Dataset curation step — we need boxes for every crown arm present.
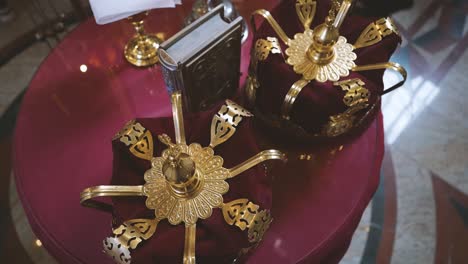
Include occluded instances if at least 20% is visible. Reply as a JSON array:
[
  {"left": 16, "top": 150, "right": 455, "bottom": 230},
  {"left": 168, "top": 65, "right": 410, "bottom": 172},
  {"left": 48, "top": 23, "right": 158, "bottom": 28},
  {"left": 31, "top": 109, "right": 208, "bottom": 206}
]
[
  {"left": 228, "top": 150, "right": 287, "bottom": 178},
  {"left": 353, "top": 62, "right": 407, "bottom": 95}
]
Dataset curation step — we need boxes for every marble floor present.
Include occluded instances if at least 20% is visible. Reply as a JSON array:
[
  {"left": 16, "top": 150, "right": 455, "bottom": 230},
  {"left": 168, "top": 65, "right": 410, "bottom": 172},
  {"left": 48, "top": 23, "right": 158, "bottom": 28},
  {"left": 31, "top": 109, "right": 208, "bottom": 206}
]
[
  {"left": 0, "top": 0, "right": 73, "bottom": 48},
  {"left": 342, "top": 0, "right": 468, "bottom": 263},
  {"left": 0, "top": 0, "right": 467, "bottom": 263}
]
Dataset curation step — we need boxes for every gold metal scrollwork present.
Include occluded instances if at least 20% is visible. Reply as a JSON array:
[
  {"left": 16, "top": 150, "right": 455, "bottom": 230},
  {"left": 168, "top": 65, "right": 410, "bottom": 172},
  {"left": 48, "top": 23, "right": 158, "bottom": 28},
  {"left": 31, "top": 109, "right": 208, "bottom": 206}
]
[
  {"left": 103, "top": 237, "right": 132, "bottom": 264},
  {"left": 115, "top": 120, "right": 145, "bottom": 146},
  {"left": 354, "top": 17, "right": 400, "bottom": 49},
  {"left": 222, "top": 199, "right": 258, "bottom": 230},
  {"left": 112, "top": 120, "right": 137, "bottom": 141},
  {"left": 296, "top": 0, "right": 317, "bottom": 30},
  {"left": 322, "top": 78, "right": 370, "bottom": 137},
  {"left": 245, "top": 74, "right": 260, "bottom": 105},
  {"left": 113, "top": 219, "right": 159, "bottom": 249},
  {"left": 254, "top": 37, "right": 282, "bottom": 63},
  {"left": 248, "top": 209, "right": 272, "bottom": 243},
  {"left": 221, "top": 199, "right": 273, "bottom": 243},
  {"left": 103, "top": 219, "right": 158, "bottom": 264},
  {"left": 129, "top": 130, "right": 154, "bottom": 161},
  {"left": 337, "top": 78, "right": 369, "bottom": 110},
  {"left": 210, "top": 100, "right": 253, "bottom": 148},
  {"left": 322, "top": 113, "right": 356, "bottom": 137},
  {"left": 246, "top": 37, "right": 282, "bottom": 105},
  {"left": 113, "top": 120, "right": 154, "bottom": 161}
]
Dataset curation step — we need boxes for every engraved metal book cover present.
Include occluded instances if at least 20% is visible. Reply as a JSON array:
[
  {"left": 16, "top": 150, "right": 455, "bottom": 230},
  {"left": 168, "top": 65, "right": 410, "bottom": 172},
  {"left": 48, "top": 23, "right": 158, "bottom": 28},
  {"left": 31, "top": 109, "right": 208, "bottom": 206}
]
[{"left": 159, "top": 5, "right": 243, "bottom": 112}]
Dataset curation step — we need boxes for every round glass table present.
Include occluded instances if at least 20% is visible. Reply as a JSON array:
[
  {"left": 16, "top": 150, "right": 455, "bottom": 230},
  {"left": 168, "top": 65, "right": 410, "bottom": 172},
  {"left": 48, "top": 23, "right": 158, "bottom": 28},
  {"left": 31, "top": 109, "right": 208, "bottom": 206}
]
[{"left": 13, "top": 2, "right": 383, "bottom": 263}]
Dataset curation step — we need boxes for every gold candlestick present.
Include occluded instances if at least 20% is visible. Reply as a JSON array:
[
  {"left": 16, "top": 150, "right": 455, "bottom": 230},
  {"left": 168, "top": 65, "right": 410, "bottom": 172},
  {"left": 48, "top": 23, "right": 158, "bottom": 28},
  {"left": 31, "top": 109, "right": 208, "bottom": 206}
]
[{"left": 124, "top": 11, "right": 162, "bottom": 67}]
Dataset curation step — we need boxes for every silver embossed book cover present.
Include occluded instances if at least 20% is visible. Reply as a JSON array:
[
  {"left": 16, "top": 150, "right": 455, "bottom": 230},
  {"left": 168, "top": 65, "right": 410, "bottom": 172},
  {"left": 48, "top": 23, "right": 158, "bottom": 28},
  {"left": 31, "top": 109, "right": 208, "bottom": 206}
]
[{"left": 159, "top": 5, "right": 243, "bottom": 112}]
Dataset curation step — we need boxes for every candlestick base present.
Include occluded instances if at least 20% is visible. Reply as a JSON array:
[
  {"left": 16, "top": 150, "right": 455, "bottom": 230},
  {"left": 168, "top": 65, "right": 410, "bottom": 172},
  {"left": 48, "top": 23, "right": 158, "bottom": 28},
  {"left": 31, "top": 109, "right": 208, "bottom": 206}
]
[{"left": 124, "top": 34, "right": 161, "bottom": 67}]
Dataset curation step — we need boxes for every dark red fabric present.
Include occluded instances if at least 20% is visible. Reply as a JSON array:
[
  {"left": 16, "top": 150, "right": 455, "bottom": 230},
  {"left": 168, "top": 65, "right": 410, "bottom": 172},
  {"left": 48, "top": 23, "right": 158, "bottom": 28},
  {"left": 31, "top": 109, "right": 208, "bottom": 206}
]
[
  {"left": 355, "top": 0, "right": 414, "bottom": 17},
  {"left": 254, "top": 0, "right": 400, "bottom": 139},
  {"left": 111, "top": 107, "right": 276, "bottom": 264}
]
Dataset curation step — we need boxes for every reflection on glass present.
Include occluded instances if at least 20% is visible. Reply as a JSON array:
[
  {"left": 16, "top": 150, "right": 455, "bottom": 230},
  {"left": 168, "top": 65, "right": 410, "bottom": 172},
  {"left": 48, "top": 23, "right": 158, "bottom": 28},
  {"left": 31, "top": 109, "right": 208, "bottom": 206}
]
[
  {"left": 35, "top": 239, "right": 42, "bottom": 247},
  {"left": 80, "top": 64, "right": 88, "bottom": 73}
]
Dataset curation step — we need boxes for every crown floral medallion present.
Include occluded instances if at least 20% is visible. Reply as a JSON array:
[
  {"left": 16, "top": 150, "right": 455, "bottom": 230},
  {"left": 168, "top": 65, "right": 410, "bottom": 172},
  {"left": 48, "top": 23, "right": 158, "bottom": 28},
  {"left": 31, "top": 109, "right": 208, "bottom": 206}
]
[
  {"left": 144, "top": 136, "right": 230, "bottom": 225},
  {"left": 286, "top": 30, "right": 356, "bottom": 82}
]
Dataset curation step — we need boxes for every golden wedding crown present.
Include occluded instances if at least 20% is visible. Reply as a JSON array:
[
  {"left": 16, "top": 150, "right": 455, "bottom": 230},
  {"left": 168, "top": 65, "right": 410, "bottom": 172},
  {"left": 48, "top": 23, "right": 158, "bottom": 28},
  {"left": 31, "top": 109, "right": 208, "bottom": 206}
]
[
  {"left": 80, "top": 92, "right": 286, "bottom": 264},
  {"left": 246, "top": 0, "right": 408, "bottom": 138}
]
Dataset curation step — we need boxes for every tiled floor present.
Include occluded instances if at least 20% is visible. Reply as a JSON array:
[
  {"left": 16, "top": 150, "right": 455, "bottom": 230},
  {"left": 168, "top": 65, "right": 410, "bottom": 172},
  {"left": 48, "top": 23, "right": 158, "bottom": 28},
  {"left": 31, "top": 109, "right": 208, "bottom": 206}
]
[
  {"left": 0, "top": 0, "right": 72, "bottom": 48},
  {"left": 342, "top": 0, "right": 468, "bottom": 263},
  {"left": 0, "top": 42, "right": 50, "bottom": 114},
  {"left": 9, "top": 176, "right": 57, "bottom": 264},
  {"left": 0, "top": 1, "right": 77, "bottom": 262},
  {"left": 0, "top": 0, "right": 467, "bottom": 263}
]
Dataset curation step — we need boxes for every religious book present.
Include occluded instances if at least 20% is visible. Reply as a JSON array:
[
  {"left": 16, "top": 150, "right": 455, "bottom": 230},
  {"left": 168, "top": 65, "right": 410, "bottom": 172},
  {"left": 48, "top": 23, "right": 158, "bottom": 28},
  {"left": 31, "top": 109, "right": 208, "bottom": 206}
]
[{"left": 159, "top": 4, "right": 243, "bottom": 112}]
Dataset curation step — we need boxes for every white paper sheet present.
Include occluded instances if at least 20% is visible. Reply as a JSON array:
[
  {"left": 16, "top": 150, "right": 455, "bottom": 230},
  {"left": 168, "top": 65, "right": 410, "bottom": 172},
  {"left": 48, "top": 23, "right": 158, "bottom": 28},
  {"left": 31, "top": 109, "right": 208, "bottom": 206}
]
[{"left": 90, "top": 0, "right": 182, "bottom": 25}]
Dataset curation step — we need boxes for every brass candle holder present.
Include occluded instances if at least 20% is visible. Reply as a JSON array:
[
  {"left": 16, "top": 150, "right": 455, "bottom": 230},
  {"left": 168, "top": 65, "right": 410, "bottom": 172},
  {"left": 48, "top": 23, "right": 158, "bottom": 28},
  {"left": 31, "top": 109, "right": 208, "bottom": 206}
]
[{"left": 124, "top": 11, "right": 162, "bottom": 67}]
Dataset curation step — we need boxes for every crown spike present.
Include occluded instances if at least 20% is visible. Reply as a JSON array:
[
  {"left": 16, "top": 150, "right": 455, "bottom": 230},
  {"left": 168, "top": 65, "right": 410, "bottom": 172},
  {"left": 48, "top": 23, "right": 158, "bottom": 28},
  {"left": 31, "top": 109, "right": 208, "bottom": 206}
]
[{"left": 306, "top": 0, "right": 353, "bottom": 65}]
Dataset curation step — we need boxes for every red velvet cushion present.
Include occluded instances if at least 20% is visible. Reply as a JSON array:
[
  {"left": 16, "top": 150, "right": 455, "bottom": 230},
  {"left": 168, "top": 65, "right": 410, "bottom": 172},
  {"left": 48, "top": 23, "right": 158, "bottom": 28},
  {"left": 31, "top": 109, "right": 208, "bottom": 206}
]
[
  {"left": 110, "top": 107, "right": 275, "bottom": 263},
  {"left": 253, "top": 0, "right": 400, "bottom": 141}
]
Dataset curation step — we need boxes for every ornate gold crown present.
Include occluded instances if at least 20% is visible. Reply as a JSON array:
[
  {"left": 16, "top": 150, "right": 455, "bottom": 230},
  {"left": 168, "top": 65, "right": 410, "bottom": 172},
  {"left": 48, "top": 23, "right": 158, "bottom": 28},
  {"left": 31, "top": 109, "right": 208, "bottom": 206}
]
[
  {"left": 246, "top": 0, "right": 407, "bottom": 138},
  {"left": 80, "top": 93, "right": 286, "bottom": 264}
]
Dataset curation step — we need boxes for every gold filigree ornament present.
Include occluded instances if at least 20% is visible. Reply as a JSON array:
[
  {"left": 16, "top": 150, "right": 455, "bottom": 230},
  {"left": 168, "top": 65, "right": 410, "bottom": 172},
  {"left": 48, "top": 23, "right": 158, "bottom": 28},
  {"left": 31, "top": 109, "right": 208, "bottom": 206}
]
[
  {"left": 353, "top": 17, "right": 400, "bottom": 49},
  {"left": 321, "top": 78, "right": 370, "bottom": 136},
  {"left": 210, "top": 100, "right": 253, "bottom": 148},
  {"left": 249, "top": 0, "right": 407, "bottom": 136},
  {"left": 80, "top": 92, "right": 286, "bottom": 264},
  {"left": 246, "top": 37, "right": 282, "bottom": 105},
  {"left": 221, "top": 199, "right": 273, "bottom": 243},
  {"left": 254, "top": 37, "right": 282, "bottom": 63},
  {"left": 113, "top": 120, "right": 154, "bottom": 161},
  {"left": 103, "top": 219, "right": 159, "bottom": 264}
]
